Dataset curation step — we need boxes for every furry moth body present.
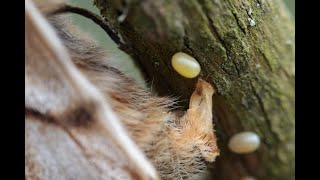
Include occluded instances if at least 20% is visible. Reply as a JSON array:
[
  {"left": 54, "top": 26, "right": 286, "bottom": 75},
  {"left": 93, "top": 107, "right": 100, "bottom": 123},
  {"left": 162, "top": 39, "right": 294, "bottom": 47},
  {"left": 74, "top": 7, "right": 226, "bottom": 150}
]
[{"left": 25, "top": 0, "right": 219, "bottom": 179}]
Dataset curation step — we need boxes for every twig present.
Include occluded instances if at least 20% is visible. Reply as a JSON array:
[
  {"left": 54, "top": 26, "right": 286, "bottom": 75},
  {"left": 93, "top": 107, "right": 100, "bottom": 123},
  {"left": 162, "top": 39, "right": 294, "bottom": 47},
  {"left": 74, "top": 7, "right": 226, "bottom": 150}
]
[{"left": 49, "top": 4, "right": 130, "bottom": 52}]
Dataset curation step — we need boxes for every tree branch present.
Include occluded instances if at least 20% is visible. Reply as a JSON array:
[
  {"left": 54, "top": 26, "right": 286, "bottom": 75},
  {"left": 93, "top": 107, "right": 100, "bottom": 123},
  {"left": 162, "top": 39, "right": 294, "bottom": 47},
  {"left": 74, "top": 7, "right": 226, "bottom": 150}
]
[{"left": 93, "top": 0, "right": 295, "bottom": 179}]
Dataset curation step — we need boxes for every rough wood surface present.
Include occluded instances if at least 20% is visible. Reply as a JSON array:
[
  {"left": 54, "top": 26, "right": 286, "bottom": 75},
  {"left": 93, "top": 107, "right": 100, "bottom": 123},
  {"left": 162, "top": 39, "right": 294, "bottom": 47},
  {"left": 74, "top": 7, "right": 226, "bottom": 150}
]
[{"left": 93, "top": 0, "right": 295, "bottom": 179}]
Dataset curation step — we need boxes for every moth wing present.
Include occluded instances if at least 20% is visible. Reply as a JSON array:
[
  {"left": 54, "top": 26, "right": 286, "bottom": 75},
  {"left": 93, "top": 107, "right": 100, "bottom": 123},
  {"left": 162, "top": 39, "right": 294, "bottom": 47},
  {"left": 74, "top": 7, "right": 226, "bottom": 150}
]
[{"left": 25, "top": 0, "right": 158, "bottom": 179}]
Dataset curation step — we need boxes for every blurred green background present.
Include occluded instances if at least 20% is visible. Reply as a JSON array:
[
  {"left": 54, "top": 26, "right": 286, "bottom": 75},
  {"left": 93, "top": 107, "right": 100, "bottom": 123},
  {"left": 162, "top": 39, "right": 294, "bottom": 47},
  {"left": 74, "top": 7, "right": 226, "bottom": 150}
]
[
  {"left": 69, "top": 0, "right": 294, "bottom": 86},
  {"left": 69, "top": 0, "right": 147, "bottom": 86}
]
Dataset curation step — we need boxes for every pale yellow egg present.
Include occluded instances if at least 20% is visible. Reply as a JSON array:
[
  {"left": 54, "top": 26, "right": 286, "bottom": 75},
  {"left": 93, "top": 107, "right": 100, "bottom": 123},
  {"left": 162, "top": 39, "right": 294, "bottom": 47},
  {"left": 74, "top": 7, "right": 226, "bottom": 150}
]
[
  {"left": 171, "top": 52, "right": 201, "bottom": 78},
  {"left": 228, "top": 131, "right": 260, "bottom": 154}
]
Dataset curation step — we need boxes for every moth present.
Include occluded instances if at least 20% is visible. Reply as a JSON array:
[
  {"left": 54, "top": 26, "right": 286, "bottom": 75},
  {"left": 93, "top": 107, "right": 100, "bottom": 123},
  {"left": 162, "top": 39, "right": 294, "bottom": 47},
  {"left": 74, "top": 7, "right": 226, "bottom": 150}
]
[{"left": 25, "top": 0, "right": 219, "bottom": 179}]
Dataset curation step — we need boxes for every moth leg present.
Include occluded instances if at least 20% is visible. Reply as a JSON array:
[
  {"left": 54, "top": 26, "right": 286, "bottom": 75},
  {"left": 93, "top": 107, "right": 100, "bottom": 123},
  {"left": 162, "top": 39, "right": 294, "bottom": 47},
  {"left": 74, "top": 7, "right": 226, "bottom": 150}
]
[{"left": 179, "top": 79, "right": 219, "bottom": 162}]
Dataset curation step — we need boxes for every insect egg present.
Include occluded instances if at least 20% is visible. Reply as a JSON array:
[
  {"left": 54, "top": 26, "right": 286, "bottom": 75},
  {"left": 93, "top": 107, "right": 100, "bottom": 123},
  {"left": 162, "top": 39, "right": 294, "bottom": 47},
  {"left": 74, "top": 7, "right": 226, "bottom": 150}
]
[
  {"left": 228, "top": 131, "right": 260, "bottom": 154},
  {"left": 171, "top": 52, "right": 201, "bottom": 78}
]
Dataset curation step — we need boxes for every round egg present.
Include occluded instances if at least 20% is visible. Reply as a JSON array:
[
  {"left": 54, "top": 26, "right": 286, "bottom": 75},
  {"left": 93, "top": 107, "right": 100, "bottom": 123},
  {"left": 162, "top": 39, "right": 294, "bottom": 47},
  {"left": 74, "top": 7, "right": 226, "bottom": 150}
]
[
  {"left": 171, "top": 52, "right": 201, "bottom": 78},
  {"left": 228, "top": 131, "right": 260, "bottom": 154}
]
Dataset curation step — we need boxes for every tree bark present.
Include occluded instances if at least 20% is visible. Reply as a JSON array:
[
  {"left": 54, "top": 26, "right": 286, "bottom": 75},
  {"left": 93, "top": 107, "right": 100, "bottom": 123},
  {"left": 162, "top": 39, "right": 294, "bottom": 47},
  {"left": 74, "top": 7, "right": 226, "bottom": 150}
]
[{"left": 93, "top": 0, "right": 295, "bottom": 179}]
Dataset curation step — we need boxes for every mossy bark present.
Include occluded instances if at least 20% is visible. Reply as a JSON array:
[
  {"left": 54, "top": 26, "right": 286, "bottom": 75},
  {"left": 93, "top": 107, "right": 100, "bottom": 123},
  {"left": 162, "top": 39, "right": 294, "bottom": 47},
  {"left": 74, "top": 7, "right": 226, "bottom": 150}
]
[{"left": 93, "top": 0, "right": 295, "bottom": 179}]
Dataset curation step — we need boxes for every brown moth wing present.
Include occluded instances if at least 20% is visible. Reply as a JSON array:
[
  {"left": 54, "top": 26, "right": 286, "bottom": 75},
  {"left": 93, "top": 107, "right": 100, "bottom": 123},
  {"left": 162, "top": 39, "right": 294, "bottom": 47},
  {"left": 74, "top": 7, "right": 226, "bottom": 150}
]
[{"left": 25, "top": 0, "right": 159, "bottom": 179}]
